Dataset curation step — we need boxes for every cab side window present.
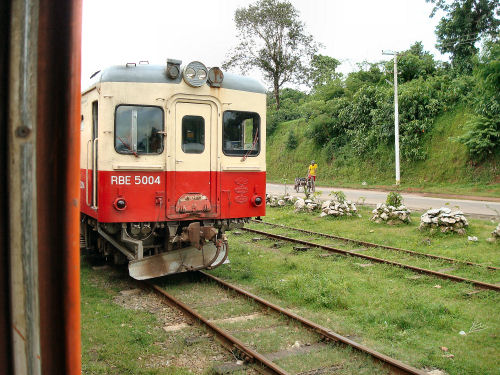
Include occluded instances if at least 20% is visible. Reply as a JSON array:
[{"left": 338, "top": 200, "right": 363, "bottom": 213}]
[
  {"left": 115, "top": 105, "right": 164, "bottom": 155},
  {"left": 222, "top": 111, "right": 260, "bottom": 156}
]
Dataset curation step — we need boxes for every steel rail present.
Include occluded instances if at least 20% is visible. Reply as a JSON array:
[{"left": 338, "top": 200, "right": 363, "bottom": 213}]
[
  {"left": 243, "top": 228, "right": 500, "bottom": 292},
  {"left": 146, "top": 282, "right": 290, "bottom": 375},
  {"left": 251, "top": 220, "right": 499, "bottom": 271},
  {"left": 201, "top": 272, "right": 427, "bottom": 375}
]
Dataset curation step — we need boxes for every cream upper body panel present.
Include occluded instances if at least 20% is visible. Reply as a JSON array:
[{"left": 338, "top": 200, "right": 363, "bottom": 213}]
[{"left": 80, "top": 78, "right": 266, "bottom": 173}]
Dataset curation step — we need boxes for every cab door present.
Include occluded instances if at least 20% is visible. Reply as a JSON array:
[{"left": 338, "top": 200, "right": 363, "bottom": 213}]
[{"left": 167, "top": 101, "right": 217, "bottom": 218}]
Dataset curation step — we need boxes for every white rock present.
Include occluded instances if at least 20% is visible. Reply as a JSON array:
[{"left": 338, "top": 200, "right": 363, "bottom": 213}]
[
  {"left": 294, "top": 199, "right": 305, "bottom": 209},
  {"left": 467, "top": 236, "right": 478, "bottom": 242},
  {"left": 291, "top": 341, "right": 301, "bottom": 348},
  {"left": 427, "top": 370, "right": 447, "bottom": 375},
  {"left": 492, "top": 223, "right": 500, "bottom": 238}
]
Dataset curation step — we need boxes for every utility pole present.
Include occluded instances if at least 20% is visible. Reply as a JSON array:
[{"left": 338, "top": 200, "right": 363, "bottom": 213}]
[{"left": 382, "top": 50, "right": 400, "bottom": 185}]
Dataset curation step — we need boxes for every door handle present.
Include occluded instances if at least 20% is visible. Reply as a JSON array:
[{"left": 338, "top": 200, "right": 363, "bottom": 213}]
[{"left": 175, "top": 159, "right": 183, "bottom": 164}]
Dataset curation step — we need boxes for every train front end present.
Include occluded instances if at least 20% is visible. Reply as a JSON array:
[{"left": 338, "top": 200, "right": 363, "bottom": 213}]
[{"left": 80, "top": 60, "right": 266, "bottom": 279}]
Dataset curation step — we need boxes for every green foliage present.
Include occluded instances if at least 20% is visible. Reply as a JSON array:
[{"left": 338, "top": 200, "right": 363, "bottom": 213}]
[
  {"left": 303, "top": 73, "right": 471, "bottom": 162},
  {"left": 312, "top": 79, "right": 345, "bottom": 101},
  {"left": 266, "top": 105, "right": 499, "bottom": 195},
  {"left": 329, "top": 190, "right": 346, "bottom": 203},
  {"left": 386, "top": 191, "right": 403, "bottom": 207},
  {"left": 286, "top": 131, "right": 298, "bottom": 150},
  {"left": 459, "top": 116, "right": 500, "bottom": 159},
  {"left": 223, "top": 0, "right": 318, "bottom": 109},
  {"left": 384, "top": 42, "right": 437, "bottom": 83},
  {"left": 309, "top": 54, "right": 341, "bottom": 89},
  {"left": 427, "top": 0, "right": 500, "bottom": 72},
  {"left": 267, "top": 88, "right": 307, "bottom": 135},
  {"left": 458, "top": 40, "right": 500, "bottom": 160},
  {"left": 344, "top": 62, "right": 384, "bottom": 94},
  {"left": 265, "top": 37, "right": 499, "bottom": 189}
]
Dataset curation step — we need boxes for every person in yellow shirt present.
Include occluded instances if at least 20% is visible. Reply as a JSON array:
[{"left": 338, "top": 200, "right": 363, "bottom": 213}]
[
  {"left": 307, "top": 160, "right": 318, "bottom": 191},
  {"left": 308, "top": 160, "right": 318, "bottom": 180}
]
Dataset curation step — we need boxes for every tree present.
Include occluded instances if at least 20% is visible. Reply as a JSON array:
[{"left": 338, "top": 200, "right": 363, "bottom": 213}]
[
  {"left": 384, "top": 42, "right": 437, "bottom": 83},
  {"left": 427, "top": 0, "right": 500, "bottom": 72},
  {"left": 458, "top": 40, "right": 500, "bottom": 159},
  {"left": 223, "top": 0, "right": 318, "bottom": 109},
  {"left": 309, "top": 54, "right": 341, "bottom": 89}
]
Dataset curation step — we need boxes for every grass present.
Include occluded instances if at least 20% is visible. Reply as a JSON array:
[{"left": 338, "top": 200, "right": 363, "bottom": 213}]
[
  {"left": 250, "top": 206, "right": 499, "bottom": 284},
  {"left": 81, "top": 205, "right": 499, "bottom": 374},
  {"left": 261, "top": 205, "right": 499, "bottom": 267},
  {"left": 158, "top": 273, "right": 389, "bottom": 374},
  {"left": 81, "top": 260, "right": 228, "bottom": 375},
  {"left": 266, "top": 107, "right": 500, "bottom": 197},
  {"left": 208, "top": 206, "right": 500, "bottom": 375}
]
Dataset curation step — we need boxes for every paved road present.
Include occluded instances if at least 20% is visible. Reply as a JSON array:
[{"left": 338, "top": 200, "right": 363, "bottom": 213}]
[{"left": 267, "top": 183, "right": 500, "bottom": 219}]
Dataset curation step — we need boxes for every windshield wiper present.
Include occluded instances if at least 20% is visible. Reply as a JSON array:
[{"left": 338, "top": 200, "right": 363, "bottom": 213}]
[{"left": 118, "top": 136, "right": 139, "bottom": 158}]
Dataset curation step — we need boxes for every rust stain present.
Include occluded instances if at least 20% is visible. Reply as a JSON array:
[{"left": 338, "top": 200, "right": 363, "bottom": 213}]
[{"left": 13, "top": 324, "right": 26, "bottom": 341}]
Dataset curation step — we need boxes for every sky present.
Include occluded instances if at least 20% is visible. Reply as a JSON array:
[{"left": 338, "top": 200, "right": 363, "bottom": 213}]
[{"left": 81, "top": 0, "right": 445, "bottom": 89}]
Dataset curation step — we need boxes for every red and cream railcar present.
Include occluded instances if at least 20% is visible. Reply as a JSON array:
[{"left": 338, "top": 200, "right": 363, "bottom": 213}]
[{"left": 80, "top": 60, "right": 266, "bottom": 279}]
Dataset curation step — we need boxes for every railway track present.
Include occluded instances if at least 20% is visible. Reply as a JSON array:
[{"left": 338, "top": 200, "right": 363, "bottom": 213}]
[
  {"left": 251, "top": 220, "right": 499, "bottom": 271},
  {"left": 144, "top": 271, "right": 427, "bottom": 375},
  {"left": 242, "top": 227, "right": 500, "bottom": 292}
]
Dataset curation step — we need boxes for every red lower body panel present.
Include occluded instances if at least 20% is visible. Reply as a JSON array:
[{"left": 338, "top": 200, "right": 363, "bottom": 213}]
[{"left": 79, "top": 169, "right": 266, "bottom": 222}]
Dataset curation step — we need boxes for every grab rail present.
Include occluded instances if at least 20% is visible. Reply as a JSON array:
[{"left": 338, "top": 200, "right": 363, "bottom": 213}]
[
  {"left": 85, "top": 139, "right": 91, "bottom": 206},
  {"left": 92, "top": 138, "right": 98, "bottom": 209}
]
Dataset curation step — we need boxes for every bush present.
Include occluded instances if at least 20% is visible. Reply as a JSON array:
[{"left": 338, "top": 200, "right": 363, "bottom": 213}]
[
  {"left": 458, "top": 41, "right": 500, "bottom": 160},
  {"left": 286, "top": 131, "right": 298, "bottom": 150},
  {"left": 458, "top": 116, "right": 500, "bottom": 160},
  {"left": 330, "top": 190, "right": 346, "bottom": 203},
  {"left": 386, "top": 191, "right": 403, "bottom": 207}
]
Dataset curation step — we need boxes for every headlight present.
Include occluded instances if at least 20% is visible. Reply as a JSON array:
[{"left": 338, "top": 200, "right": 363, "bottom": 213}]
[
  {"left": 252, "top": 195, "right": 263, "bottom": 207},
  {"left": 185, "top": 67, "right": 196, "bottom": 79},
  {"left": 183, "top": 61, "right": 208, "bottom": 87},
  {"left": 113, "top": 198, "right": 127, "bottom": 210},
  {"left": 197, "top": 69, "right": 207, "bottom": 80},
  {"left": 207, "top": 67, "right": 224, "bottom": 87}
]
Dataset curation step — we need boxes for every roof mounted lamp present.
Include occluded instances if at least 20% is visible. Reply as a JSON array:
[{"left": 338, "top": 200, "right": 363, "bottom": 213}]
[
  {"left": 207, "top": 67, "right": 224, "bottom": 87},
  {"left": 166, "top": 58, "right": 182, "bottom": 80},
  {"left": 183, "top": 61, "right": 208, "bottom": 87}
]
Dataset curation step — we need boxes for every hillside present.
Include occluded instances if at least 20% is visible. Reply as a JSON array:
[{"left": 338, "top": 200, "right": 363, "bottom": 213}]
[{"left": 266, "top": 106, "right": 500, "bottom": 197}]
